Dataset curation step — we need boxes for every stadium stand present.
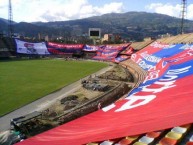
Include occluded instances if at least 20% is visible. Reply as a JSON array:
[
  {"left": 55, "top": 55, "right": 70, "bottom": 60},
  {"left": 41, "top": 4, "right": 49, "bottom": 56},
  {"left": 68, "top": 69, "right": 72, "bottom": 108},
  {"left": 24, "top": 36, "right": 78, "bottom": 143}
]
[
  {"left": 0, "top": 38, "right": 7, "bottom": 48},
  {"left": 130, "top": 40, "right": 154, "bottom": 51},
  {"left": 173, "top": 33, "right": 190, "bottom": 44},
  {"left": 85, "top": 124, "right": 193, "bottom": 145},
  {"left": 157, "top": 34, "right": 179, "bottom": 44},
  {"left": 157, "top": 33, "right": 193, "bottom": 44},
  {"left": 3, "top": 37, "right": 16, "bottom": 51},
  {"left": 183, "top": 33, "right": 193, "bottom": 44},
  {"left": 164, "top": 35, "right": 183, "bottom": 44},
  {"left": 84, "top": 38, "right": 193, "bottom": 145},
  {"left": 0, "top": 38, "right": 12, "bottom": 58},
  {"left": 120, "top": 59, "right": 148, "bottom": 88},
  {"left": 3, "top": 33, "right": 193, "bottom": 145},
  {"left": 129, "top": 42, "right": 142, "bottom": 50},
  {"left": 0, "top": 37, "right": 16, "bottom": 58}
]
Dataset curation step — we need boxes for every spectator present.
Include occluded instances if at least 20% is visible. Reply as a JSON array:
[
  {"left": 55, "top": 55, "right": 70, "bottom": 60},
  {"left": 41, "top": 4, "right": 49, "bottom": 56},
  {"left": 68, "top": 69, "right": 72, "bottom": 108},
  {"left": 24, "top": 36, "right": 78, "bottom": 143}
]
[{"left": 98, "top": 102, "right": 101, "bottom": 110}]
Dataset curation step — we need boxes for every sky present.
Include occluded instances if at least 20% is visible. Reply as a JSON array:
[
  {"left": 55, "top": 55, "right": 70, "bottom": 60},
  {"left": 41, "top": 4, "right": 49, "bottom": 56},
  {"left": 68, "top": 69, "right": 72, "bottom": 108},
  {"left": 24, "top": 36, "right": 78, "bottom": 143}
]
[{"left": 0, "top": 0, "right": 193, "bottom": 22}]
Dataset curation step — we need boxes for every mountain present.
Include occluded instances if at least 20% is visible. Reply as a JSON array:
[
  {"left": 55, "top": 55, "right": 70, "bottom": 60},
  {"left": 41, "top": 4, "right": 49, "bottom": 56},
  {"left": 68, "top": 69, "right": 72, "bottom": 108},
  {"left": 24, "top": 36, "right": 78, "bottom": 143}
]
[
  {"left": 1, "top": 12, "right": 193, "bottom": 41},
  {"left": 0, "top": 18, "right": 9, "bottom": 34},
  {"left": 0, "top": 18, "right": 18, "bottom": 35},
  {"left": 0, "top": 18, "right": 10, "bottom": 24}
]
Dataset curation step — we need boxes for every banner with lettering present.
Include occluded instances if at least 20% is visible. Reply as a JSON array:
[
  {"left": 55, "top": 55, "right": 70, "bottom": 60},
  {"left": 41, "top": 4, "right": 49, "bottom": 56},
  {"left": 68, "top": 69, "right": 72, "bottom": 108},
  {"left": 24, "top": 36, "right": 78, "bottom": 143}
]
[
  {"left": 131, "top": 41, "right": 171, "bottom": 70},
  {"left": 114, "top": 55, "right": 130, "bottom": 63},
  {"left": 83, "top": 45, "right": 101, "bottom": 52},
  {"left": 93, "top": 44, "right": 130, "bottom": 61},
  {"left": 121, "top": 46, "right": 134, "bottom": 55},
  {"left": 17, "top": 43, "right": 193, "bottom": 145},
  {"left": 15, "top": 39, "right": 49, "bottom": 55},
  {"left": 47, "top": 42, "right": 84, "bottom": 54}
]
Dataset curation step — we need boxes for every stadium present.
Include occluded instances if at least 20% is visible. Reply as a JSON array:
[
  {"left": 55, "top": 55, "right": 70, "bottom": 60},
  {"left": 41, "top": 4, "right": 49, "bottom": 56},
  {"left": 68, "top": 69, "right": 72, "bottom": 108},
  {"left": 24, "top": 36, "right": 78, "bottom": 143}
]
[{"left": 0, "top": 0, "right": 193, "bottom": 145}]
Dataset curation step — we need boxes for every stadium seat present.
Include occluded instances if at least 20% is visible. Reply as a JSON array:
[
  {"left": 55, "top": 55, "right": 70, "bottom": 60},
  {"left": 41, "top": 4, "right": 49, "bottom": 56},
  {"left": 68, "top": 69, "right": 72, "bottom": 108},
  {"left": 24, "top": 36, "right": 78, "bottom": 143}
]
[
  {"left": 109, "top": 137, "right": 123, "bottom": 143},
  {"left": 125, "top": 135, "right": 140, "bottom": 141},
  {"left": 114, "top": 135, "right": 140, "bottom": 145},
  {"left": 138, "top": 136, "right": 154, "bottom": 144},
  {"left": 165, "top": 131, "right": 182, "bottom": 140},
  {"left": 146, "top": 131, "right": 161, "bottom": 138},
  {"left": 171, "top": 126, "right": 187, "bottom": 134},
  {"left": 133, "top": 142, "right": 147, "bottom": 145},
  {"left": 159, "top": 137, "right": 177, "bottom": 145},
  {"left": 87, "top": 143, "right": 99, "bottom": 145},
  {"left": 100, "top": 140, "right": 113, "bottom": 145},
  {"left": 117, "top": 138, "right": 133, "bottom": 145}
]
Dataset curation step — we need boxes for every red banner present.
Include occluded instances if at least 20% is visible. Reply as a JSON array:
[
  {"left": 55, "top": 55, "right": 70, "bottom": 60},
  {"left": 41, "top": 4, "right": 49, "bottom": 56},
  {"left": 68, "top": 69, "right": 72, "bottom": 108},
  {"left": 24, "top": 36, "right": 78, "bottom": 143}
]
[{"left": 17, "top": 43, "right": 193, "bottom": 145}]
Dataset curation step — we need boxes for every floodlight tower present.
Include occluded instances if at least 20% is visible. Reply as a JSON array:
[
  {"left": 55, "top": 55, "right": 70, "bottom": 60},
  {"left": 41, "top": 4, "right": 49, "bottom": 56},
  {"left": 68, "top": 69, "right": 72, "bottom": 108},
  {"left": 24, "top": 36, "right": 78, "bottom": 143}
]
[
  {"left": 8, "top": 0, "right": 14, "bottom": 37},
  {"left": 180, "top": 0, "right": 187, "bottom": 34}
]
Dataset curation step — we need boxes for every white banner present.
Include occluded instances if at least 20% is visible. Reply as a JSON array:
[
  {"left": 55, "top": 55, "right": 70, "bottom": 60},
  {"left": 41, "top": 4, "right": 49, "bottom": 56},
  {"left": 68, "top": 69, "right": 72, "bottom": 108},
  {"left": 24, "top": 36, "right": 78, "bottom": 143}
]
[{"left": 15, "top": 39, "right": 50, "bottom": 55}]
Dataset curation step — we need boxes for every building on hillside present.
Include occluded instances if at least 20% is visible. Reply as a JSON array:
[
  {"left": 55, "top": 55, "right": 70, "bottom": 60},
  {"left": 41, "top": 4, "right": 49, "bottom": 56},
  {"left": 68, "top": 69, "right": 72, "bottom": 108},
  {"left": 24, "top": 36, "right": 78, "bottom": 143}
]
[
  {"left": 143, "top": 37, "right": 156, "bottom": 41},
  {"left": 158, "top": 33, "right": 172, "bottom": 39},
  {"left": 45, "top": 35, "right": 49, "bottom": 42},
  {"left": 38, "top": 33, "right": 41, "bottom": 40},
  {"left": 102, "top": 34, "right": 121, "bottom": 44}
]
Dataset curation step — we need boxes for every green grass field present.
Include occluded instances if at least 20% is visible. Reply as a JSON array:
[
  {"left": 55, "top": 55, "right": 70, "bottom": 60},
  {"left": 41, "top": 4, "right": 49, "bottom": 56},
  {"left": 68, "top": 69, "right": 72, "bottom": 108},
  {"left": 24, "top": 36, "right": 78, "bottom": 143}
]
[{"left": 0, "top": 59, "right": 107, "bottom": 116}]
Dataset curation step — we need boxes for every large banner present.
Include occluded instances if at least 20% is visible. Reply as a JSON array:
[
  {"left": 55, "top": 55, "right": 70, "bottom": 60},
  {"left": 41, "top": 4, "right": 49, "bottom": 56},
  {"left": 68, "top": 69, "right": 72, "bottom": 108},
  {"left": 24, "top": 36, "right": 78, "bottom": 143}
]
[
  {"left": 17, "top": 43, "right": 193, "bottom": 145},
  {"left": 121, "top": 46, "right": 134, "bottom": 55},
  {"left": 131, "top": 42, "right": 185, "bottom": 71},
  {"left": 114, "top": 55, "right": 130, "bottom": 63},
  {"left": 83, "top": 45, "right": 101, "bottom": 52},
  {"left": 15, "top": 39, "right": 49, "bottom": 55},
  {"left": 47, "top": 42, "right": 84, "bottom": 54},
  {"left": 93, "top": 44, "right": 130, "bottom": 61}
]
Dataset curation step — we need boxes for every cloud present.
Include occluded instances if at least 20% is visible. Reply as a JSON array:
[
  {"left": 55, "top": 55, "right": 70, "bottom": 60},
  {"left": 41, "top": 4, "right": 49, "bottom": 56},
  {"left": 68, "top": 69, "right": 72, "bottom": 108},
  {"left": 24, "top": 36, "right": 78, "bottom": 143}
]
[
  {"left": 0, "top": 0, "right": 124, "bottom": 22},
  {"left": 146, "top": 3, "right": 181, "bottom": 17},
  {"left": 94, "top": 2, "right": 124, "bottom": 14},
  {"left": 0, "top": 0, "right": 8, "bottom": 18},
  {"left": 146, "top": 3, "right": 193, "bottom": 20},
  {"left": 39, "top": 1, "right": 124, "bottom": 22},
  {"left": 187, "top": 4, "right": 193, "bottom": 20}
]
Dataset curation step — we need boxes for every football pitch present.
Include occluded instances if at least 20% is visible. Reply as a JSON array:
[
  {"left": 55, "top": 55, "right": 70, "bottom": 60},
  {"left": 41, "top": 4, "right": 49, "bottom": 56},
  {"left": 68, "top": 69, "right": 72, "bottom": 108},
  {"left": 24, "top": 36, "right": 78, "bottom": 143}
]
[{"left": 0, "top": 59, "right": 107, "bottom": 116}]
